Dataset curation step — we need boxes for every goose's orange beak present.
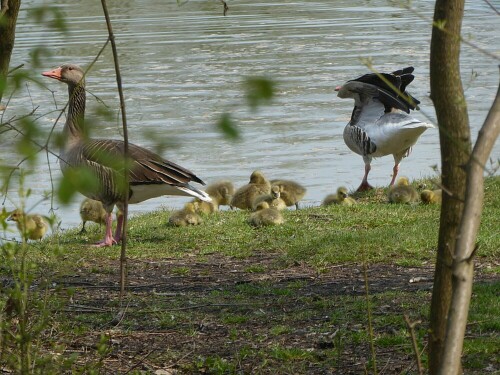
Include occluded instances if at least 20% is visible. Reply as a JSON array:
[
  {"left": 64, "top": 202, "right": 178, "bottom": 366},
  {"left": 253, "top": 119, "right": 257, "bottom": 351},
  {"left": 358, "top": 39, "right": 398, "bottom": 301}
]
[{"left": 42, "top": 67, "right": 62, "bottom": 80}]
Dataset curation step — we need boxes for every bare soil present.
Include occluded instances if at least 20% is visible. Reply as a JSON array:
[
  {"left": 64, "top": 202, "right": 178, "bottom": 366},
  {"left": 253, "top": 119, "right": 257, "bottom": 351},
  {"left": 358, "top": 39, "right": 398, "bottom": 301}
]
[{"left": 39, "top": 252, "right": 498, "bottom": 375}]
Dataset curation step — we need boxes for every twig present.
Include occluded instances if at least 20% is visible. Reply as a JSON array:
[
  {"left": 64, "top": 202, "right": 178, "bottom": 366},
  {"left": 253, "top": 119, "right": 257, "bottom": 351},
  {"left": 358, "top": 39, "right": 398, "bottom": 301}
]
[
  {"left": 404, "top": 315, "right": 424, "bottom": 375},
  {"left": 361, "top": 240, "right": 378, "bottom": 375},
  {"left": 100, "top": 0, "right": 130, "bottom": 299},
  {"left": 219, "top": 0, "right": 228, "bottom": 16},
  {"left": 124, "top": 349, "right": 155, "bottom": 374}
]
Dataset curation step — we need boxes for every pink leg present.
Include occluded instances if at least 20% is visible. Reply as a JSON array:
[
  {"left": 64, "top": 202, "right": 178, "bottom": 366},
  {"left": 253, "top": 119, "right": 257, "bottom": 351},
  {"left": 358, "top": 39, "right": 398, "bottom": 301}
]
[
  {"left": 357, "top": 163, "right": 374, "bottom": 192},
  {"left": 93, "top": 212, "right": 117, "bottom": 247},
  {"left": 113, "top": 210, "right": 124, "bottom": 243},
  {"left": 389, "top": 163, "right": 400, "bottom": 186}
]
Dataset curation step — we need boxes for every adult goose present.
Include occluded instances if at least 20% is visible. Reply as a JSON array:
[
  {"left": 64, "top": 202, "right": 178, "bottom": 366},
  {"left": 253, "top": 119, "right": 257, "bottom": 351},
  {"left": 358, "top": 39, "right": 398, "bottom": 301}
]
[
  {"left": 42, "top": 64, "right": 211, "bottom": 246},
  {"left": 336, "top": 67, "right": 433, "bottom": 192}
]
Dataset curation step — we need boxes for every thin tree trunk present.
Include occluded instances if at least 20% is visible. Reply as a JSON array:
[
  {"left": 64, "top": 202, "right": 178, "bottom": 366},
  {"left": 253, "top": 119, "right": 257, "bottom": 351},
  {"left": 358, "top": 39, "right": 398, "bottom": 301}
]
[
  {"left": 0, "top": 0, "right": 21, "bottom": 104},
  {"left": 428, "top": 0, "right": 471, "bottom": 373},
  {"left": 438, "top": 75, "right": 500, "bottom": 375}
]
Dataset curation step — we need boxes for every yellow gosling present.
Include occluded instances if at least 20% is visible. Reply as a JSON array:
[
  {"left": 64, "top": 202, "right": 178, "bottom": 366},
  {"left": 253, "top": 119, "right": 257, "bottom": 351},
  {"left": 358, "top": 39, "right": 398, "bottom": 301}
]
[
  {"left": 191, "top": 199, "right": 218, "bottom": 215},
  {"left": 270, "top": 179, "right": 306, "bottom": 209},
  {"left": 322, "top": 186, "right": 356, "bottom": 206},
  {"left": 421, "top": 189, "right": 442, "bottom": 204},
  {"left": 388, "top": 177, "right": 419, "bottom": 204},
  {"left": 248, "top": 202, "right": 284, "bottom": 227},
  {"left": 205, "top": 180, "right": 235, "bottom": 207},
  {"left": 252, "top": 185, "right": 287, "bottom": 211},
  {"left": 8, "top": 209, "right": 48, "bottom": 241},
  {"left": 79, "top": 198, "right": 107, "bottom": 233},
  {"left": 230, "top": 170, "right": 271, "bottom": 210},
  {"left": 168, "top": 202, "right": 203, "bottom": 227}
]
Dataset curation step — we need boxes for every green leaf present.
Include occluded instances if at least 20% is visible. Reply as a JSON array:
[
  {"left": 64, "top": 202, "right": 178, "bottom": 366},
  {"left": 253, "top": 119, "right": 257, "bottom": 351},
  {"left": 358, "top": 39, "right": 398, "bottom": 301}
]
[
  {"left": 245, "top": 77, "right": 274, "bottom": 110},
  {"left": 216, "top": 113, "right": 240, "bottom": 140},
  {"left": 57, "top": 168, "right": 100, "bottom": 204}
]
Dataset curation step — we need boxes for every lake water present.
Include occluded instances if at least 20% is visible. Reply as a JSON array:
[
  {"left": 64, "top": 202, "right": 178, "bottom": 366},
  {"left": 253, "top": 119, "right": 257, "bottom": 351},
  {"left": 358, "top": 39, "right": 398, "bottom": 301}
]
[{"left": 2, "top": 0, "right": 499, "bottom": 231}]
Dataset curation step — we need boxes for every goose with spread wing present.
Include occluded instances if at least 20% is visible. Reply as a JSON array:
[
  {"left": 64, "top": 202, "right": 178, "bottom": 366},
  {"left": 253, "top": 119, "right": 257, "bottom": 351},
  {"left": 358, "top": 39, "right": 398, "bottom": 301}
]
[
  {"left": 336, "top": 67, "right": 433, "bottom": 192},
  {"left": 42, "top": 64, "right": 211, "bottom": 246}
]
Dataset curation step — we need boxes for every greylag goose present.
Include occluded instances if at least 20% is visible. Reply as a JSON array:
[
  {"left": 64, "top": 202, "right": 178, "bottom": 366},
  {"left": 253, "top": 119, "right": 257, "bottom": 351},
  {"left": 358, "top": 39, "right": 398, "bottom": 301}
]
[
  {"left": 205, "top": 180, "right": 235, "bottom": 207},
  {"left": 270, "top": 179, "right": 306, "bottom": 209},
  {"left": 387, "top": 177, "right": 419, "bottom": 204},
  {"left": 8, "top": 209, "right": 48, "bottom": 241},
  {"left": 322, "top": 186, "right": 356, "bottom": 206},
  {"left": 252, "top": 185, "right": 287, "bottom": 211},
  {"left": 169, "top": 202, "right": 203, "bottom": 227},
  {"left": 248, "top": 201, "right": 284, "bottom": 227},
  {"left": 79, "top": 198, "right": 107, "bottom": 233},
  {"left": 230, "top": 170, "right": 271, "bottom": 210},
  {"left": 42, "top": 64, "right": 211, "bottom": 246},
  {"left": 336, "top": 67, "right": 433, "bottom": 191},
  {"left": 421, "top": 189, "right": 442, "bottom": 204}
]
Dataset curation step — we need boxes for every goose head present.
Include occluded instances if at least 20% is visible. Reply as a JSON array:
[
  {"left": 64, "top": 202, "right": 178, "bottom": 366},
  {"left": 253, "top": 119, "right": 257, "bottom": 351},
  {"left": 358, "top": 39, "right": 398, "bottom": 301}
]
[
  {"left": 7, "top": 209, "right": 24, "bottom": 222},
  {"left": 42, "top": 64, "right": 85, "bottom": 86},
  {"left": 337, "top": 186, "right": 349, "bottom": 199}
]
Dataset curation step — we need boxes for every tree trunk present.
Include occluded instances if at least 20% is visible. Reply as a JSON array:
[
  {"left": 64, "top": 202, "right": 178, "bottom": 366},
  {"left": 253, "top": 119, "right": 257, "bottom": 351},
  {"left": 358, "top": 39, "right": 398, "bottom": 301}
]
[
  {"left": 428, "top": 0, "right": 471, "bottom": 373},
  {"left": 438, "top": 76, "right": 500, "bottom": 375},
  {"left": 0, "top": 0, "right": 21, "bottom": 104}
]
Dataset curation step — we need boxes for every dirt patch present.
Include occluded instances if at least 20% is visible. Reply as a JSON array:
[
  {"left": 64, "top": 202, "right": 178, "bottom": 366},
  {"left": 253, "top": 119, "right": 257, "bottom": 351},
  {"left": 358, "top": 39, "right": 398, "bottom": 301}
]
[{"left": 37, "top": 254, "right": 499, "bottom": 374}]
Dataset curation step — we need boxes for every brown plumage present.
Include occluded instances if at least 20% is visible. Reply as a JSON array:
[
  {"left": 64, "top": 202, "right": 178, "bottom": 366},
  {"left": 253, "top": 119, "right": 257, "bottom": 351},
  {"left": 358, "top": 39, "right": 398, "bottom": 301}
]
[
  {"left": 388, "top": 177, "right": 418, "bottom": 204},
  {"left": 270, "top": 179, "right": 306, "bottom": 209},
  {"left": 8, "top": 209, "right": 48, "bottom": 241},
  {"left": 230, "top": 171, "right": 271, "bottom": 210},
  {"left": 322, "top": 186, "right": 356, "bottom": 206},
  {"left": 421, "top": 189, "right": 442, "bottom": 204},
  {"left": 248, "top": 202, "right": 284, "bottom": 227},
  {"left": 42, "top": 64, "right": 210, "bottom": 246}
]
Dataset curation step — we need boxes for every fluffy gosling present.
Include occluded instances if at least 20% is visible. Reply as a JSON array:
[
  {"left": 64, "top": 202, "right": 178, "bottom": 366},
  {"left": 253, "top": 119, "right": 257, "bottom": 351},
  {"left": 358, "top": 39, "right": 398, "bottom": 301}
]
[
  {"left": 191, "top": 199, "right": 217, "bottom": 215},
  {"left": 8, "top": 209, "right": 48, "bottom": 241},
  {"left": 230, "top": 170, "right": 271, "bottom": 210},
  {"left": 388, "top": 177, "right": 419, "bottom": 204},
  {"left": 248, "top": 202, "right": 284, "bottom": 227},
  {"left": 421, "top": 189, "right": 442, "bottom": 204},
  {"left": 79, "top": 198, "right": 107, "bottom": 233},
  {"left": 322, "top": 186, "right": 356, "bottom": 206},
  {"left": 270, "top": 179, "right": 306, "bottom": 209},
  {"left": 252, "top": 185, "right": 287, "bottom": 211},
  {"left": 169, "top": 202, "right": 203, "bottom": 227},
  {"left": 205, "top": 180, "right": 235, "bottom": 207}
]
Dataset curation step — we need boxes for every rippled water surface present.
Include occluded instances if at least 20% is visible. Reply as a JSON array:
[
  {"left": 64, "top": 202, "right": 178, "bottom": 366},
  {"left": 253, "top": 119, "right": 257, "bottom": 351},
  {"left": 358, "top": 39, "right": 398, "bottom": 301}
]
[{"left": 2, "top": 0, "right": 499, "bottom": 230}]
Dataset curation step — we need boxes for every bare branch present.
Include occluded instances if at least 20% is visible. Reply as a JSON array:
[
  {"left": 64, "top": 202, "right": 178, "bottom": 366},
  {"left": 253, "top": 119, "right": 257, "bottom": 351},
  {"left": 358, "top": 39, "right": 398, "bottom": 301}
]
[
  {"left": 439, "top": 69, "right": 500, "bottom": 375},
  {"left": 404, "top": 315, "right": 424, "bottom": 375},
  {"left": 100, "top": 0, "right": 130, "bottom": 298}
]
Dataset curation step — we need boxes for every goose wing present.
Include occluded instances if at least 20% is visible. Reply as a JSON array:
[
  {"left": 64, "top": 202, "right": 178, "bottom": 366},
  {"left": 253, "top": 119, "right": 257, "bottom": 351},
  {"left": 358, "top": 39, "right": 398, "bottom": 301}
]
[
  {"left": 347, "top": 67, "right": 420, "bottom": 113},
  {"left": 81, "top": 139, "right": 205, "bottom": 186}
]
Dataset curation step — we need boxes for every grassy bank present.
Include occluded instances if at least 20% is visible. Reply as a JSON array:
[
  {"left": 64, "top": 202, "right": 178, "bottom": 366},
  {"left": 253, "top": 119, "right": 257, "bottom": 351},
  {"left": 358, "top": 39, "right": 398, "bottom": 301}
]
[{"left": 1, "top": 177, "right": 499, "bottom": 374}]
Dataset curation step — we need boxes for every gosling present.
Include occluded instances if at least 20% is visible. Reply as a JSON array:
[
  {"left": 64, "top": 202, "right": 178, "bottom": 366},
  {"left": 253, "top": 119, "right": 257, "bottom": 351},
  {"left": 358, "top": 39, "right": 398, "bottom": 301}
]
[
  {"left": 322, "top": 186, "right": 356, "bottom": 206},
  {"left": 248, "top": 202, "right": 284, "bottom": 227},
  {"left": 169, "top": 202, "right": 203, "bottom": 227},
  {"left": 270, "top": 179, "right": 306, "bottom": 209},
  {"left": 79, "top": 198, "right": 107, "bottom": 233},
  {"left": 205, "top": 180, "right": 235, "bottom": 207},
  {"left": 388, "top": 177, "right": 419, "bottom": 204},
  {"left": 421, "top": 189, "right": 442, "bottom": 204},
  {"left": 252, "top": 185, "right": 287, "bottom": 211},
  {"left": 8, "top": 209, "right": 48, "bottom": 241},
  {"left": 230, "top": 170, "right": 271, "bottom": 210}
]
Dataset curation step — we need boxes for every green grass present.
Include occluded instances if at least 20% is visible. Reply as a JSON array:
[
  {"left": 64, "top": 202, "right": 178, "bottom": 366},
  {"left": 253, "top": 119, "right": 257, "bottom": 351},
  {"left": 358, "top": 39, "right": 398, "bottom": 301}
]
[{"left": 1, "top": 177, "right": 499, "bottom": 374}]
